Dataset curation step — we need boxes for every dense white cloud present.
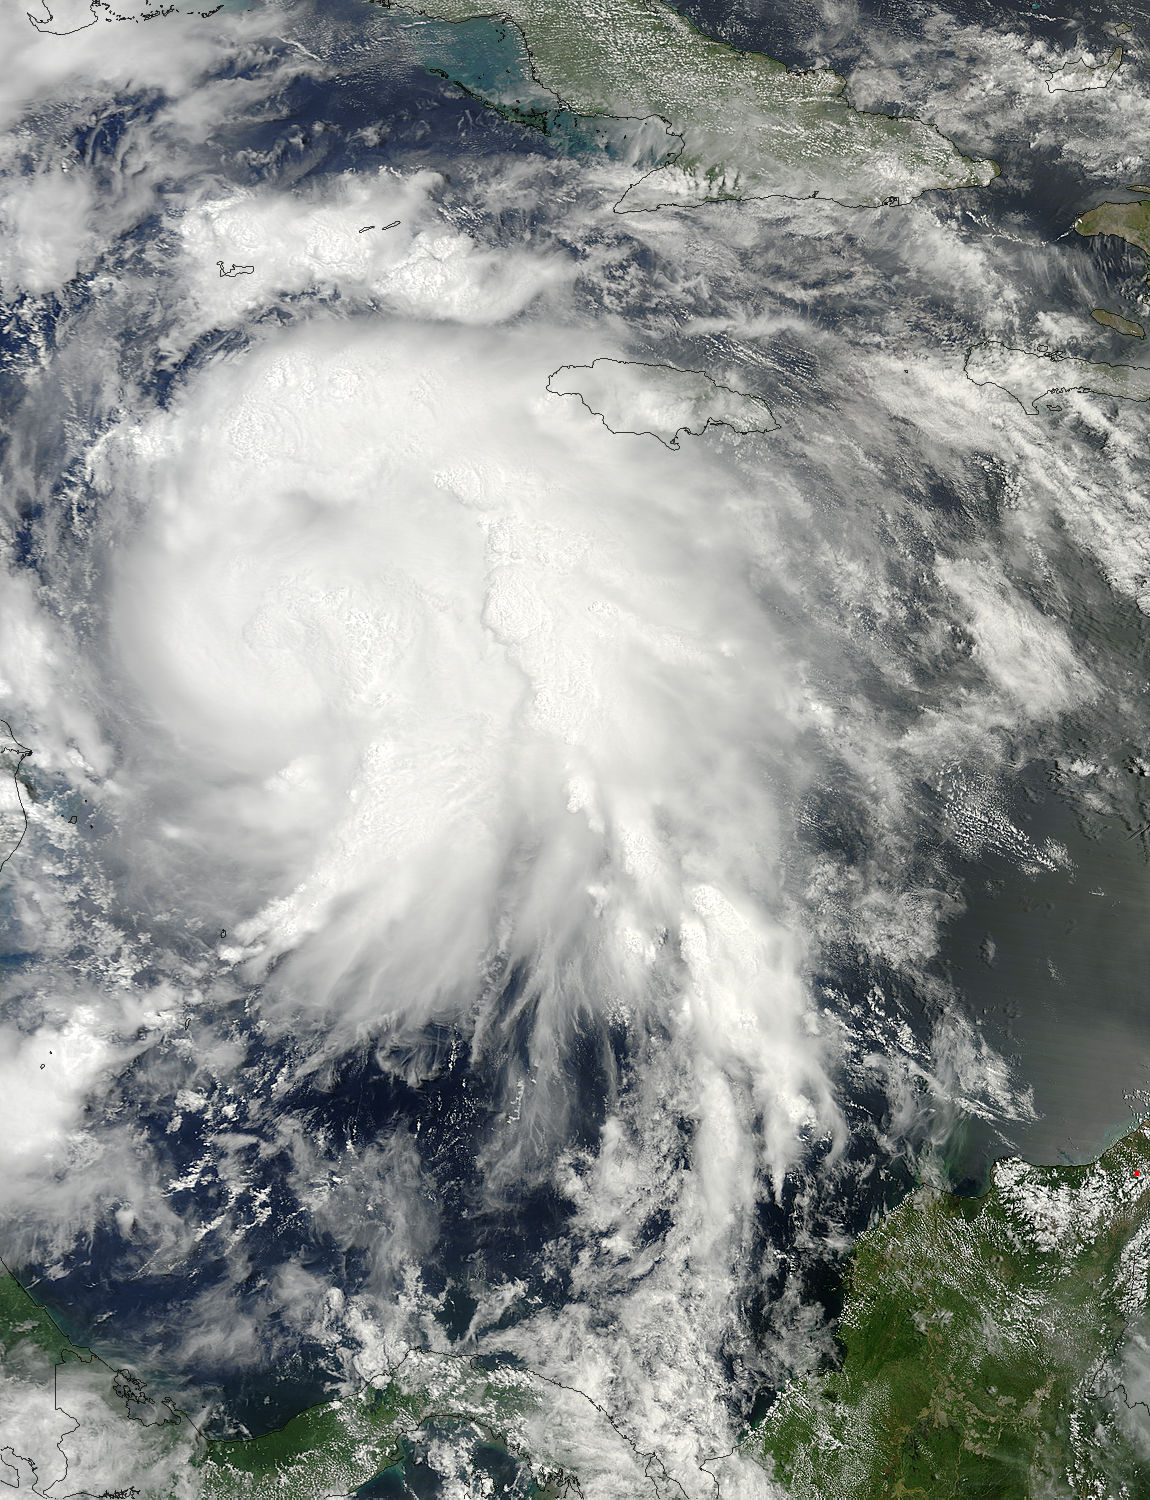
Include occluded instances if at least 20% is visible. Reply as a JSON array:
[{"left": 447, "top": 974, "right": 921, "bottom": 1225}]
[
  {"left": 172, "top": 169, "right": 571, "bottom": 334},
  {"left": 0, "top": 1009, "right": 132, "bottom": 1166},
  {"left": 93, "top": 318, "right": 837, "bottom": 1197},
  {"left": 1, "top": 0, "right": 1146, "bottom": 1491},
  {"left": 0, "top": 0, "right": 324, "bottom": 298}
]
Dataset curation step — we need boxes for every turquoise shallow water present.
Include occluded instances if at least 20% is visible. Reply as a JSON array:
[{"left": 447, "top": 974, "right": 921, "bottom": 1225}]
[
  {"left": 393, "top": 7, "right": 677, "bottom": 169},
  {"left": 355, "top": 1428, "right": 542, "bottom": 1497}
]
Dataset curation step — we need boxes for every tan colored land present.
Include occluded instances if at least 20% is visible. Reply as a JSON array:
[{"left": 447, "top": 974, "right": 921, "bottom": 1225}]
[
  {"left": 384, "top": 0, "right": 996, "bottom": 209},
  {"left": 1075, "top": 200, "right": 1150, "bottom": 274},
  {"left": 1092, "top": 307, "right": 1145, "bottom": 337}
]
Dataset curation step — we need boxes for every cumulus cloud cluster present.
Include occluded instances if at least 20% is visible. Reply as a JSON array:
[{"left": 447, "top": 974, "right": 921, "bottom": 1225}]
[
  {"left": 96, "top": 318, "right": 836, "bottom": 1180},
  {"left": 0, "top": 0, "right": 1145, "bottom": 1489}
]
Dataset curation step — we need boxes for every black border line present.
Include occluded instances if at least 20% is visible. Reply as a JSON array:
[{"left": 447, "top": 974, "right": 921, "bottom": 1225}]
[
  {"left": 1043, "top": 41, "right": 1124, "bottom": 94},
  {"left": 964, "top": 340, "right": 1150, "bottom": 414},
  {"left": 368, "top": 0, "right": 999, "bottom": 215},
  {"left": 0, "top": 721, "right": 31, "bottom": 878},
  {"left": 0, "top": 1260, "right": 203, "bottom": 1500},
  {"left": 546, "top": 357, "right": 777, "bottom": 449}
]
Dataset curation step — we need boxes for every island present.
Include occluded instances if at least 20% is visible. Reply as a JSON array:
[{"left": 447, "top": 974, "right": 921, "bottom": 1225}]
[
  {"left": 1075, "top": 198, "right": 1150, "bottom": 275},
  {"left": 751, "top": 1122, "right": 1150, "bottom": 1498},
  {"left": 0, "top": 721, "right": 30, "bottom": 875},
  {"left": 1046, "top": 41, "right": 1124, "bottom": 92},
  {"left": 27, "top": 0, "right": 220, "bottom": 32},
  {"left": 546, "top": 357, "right": 777, "bottom": 446},
  {"left": 964, "top": 341, "right": 1150, "bottom": 412},
  {"left": 1092, "top": 307, "right": 1144, "bottom": 338},
  {"left": 374, "top": 0, "right": 997, "bottom": 211}
]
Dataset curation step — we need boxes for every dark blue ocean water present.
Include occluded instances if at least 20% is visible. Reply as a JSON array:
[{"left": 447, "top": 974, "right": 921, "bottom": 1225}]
[
  {"left": 7, "top": 0, "right": 1150, "bottom": 1489},
  {"left": 1, "top": 10, "right": 616, "bottom": 1486},
  {"left": 649, "top": 0, "right": 1150, "bottom": 1187}
]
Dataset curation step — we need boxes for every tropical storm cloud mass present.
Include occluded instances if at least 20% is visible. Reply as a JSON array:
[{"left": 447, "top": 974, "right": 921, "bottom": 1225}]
[{"left": 3, "top": 0, "right": 1150, "bottom": 1492}]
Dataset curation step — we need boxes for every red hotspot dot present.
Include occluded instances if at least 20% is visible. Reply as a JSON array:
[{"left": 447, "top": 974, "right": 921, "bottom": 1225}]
[{"left": 1136, "top": 1170, "right": 1141, "bottom": 1178}]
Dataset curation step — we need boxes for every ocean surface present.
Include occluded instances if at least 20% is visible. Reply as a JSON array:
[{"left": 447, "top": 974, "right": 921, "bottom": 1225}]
[{"left": 5, "top": 0, "right": 1150, "bottom": 1490}]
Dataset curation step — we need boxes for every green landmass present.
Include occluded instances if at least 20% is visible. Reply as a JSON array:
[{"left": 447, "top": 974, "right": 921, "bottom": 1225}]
[
  {"left": 1075, "top": 199, "right": 1150, "bottom": 275},
  {"left": 16, "top": 1121, "right": 1150, "bottom": 1499},
  {"left": 405, "top": 14, "right": 676, "bottom": 170},
  {"left": 199, "top": 1382, "right": 413, "bottom": 1499},
  {"left": 0, "top": 1265, "right": 199, "bottom": 1497},
  {"left": 375, "top": 0, "right": 996, "bottom": 209},
  {"left": 751, "top": 1124, "right": 1150, "bottom": 1498},
  {"left": 198, "top": 1353, "right": 564, "bottom": 1499},
  {"left": 0, "top": 1270, "right": 581, "bottom": 1498},
  {"left": 1092, "top": 307, "right": 1145, "bottom": 338},
  {"left": 0, "top": 1266, "right": 77, "bottom": 1364},
  {"left": 965, "top": 342, "right": 1150, "bottom": 413}
]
